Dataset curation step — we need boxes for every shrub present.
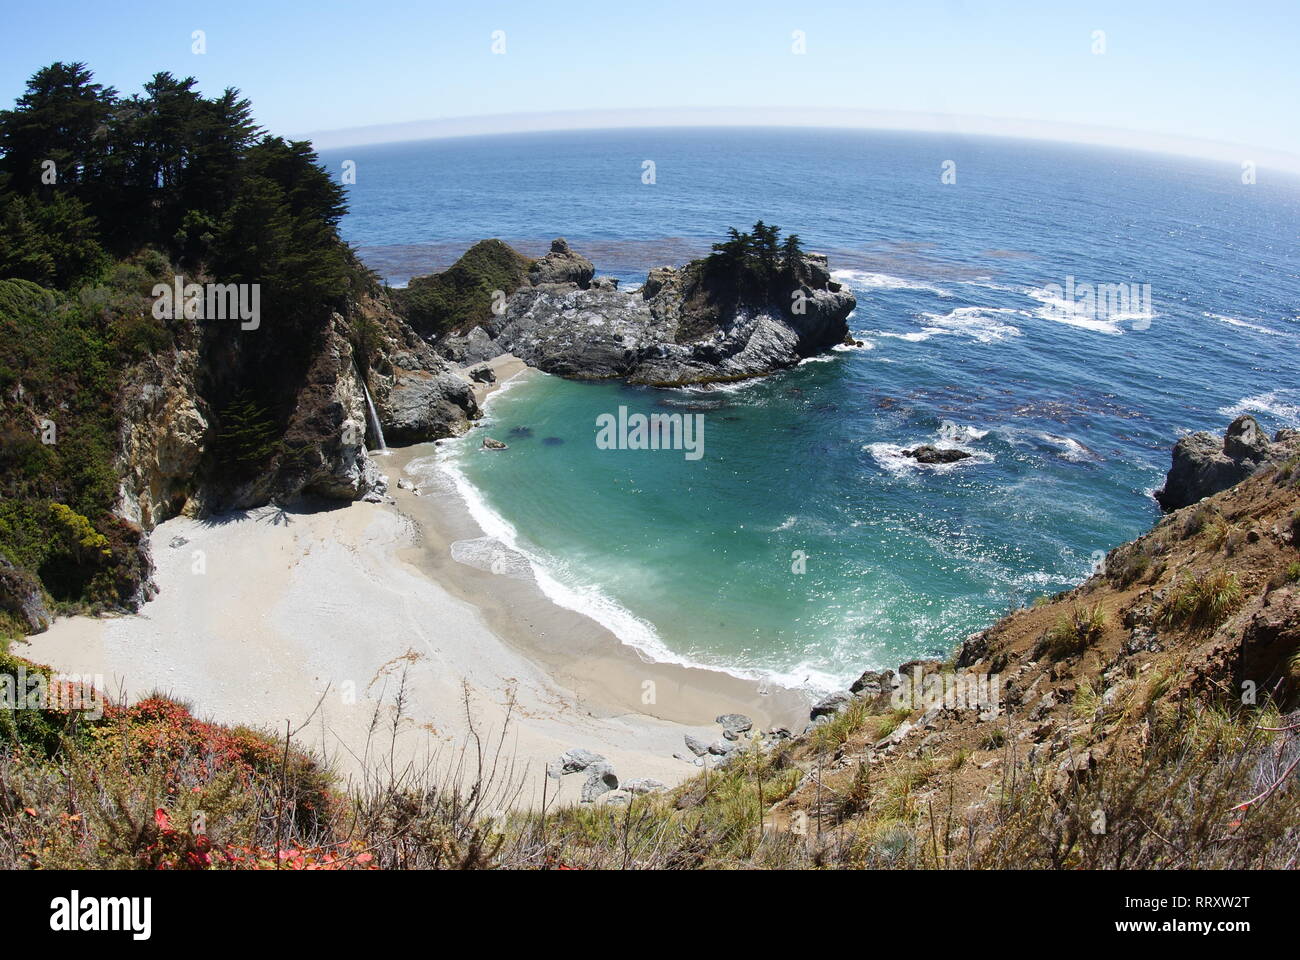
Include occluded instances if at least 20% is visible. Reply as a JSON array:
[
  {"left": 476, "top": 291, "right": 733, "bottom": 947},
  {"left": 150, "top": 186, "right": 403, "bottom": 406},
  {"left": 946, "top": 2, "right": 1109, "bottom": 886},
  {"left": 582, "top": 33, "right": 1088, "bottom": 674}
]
[
  {"left": 1108, "top": 544, "right": 1154, "bottom": 587},
  {"left": 1182, "top": 503, "right": 1217, "bottom": 538},
  {"left": 1160, "top": 570, "right": 1243, "bottom": 632},
  {"left": 1043, "top": 604, "right": 1107, "bottom": 659}
]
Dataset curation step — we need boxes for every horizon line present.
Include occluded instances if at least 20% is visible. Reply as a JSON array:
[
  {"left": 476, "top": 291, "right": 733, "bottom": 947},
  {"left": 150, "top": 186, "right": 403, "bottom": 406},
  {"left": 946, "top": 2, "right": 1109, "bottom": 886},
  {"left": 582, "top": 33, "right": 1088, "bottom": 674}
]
[{"left": 299, "top": 106, "right": 1300, "bottom": 178}]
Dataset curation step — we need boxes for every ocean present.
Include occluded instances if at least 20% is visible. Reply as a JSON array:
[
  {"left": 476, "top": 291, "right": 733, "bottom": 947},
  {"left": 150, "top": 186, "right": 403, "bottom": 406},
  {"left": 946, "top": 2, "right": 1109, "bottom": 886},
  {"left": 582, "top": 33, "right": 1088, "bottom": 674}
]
[{"left": 321, "top": 127, "right": 1300, "bottom": 692}]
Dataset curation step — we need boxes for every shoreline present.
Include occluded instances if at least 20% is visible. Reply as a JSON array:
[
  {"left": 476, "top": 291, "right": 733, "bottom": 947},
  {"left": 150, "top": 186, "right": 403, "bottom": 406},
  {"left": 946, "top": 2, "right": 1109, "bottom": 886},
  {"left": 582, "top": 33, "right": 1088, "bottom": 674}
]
[{"left": 22, "top": 357, "right": 810, "bottom": 807}]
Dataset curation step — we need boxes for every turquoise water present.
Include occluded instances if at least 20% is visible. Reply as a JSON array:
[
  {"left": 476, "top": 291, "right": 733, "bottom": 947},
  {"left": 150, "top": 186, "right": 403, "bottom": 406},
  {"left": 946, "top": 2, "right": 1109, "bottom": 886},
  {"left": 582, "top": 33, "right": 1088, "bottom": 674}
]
[{"left": 328, "top": 128, "right": 1300, "bottom": 689}]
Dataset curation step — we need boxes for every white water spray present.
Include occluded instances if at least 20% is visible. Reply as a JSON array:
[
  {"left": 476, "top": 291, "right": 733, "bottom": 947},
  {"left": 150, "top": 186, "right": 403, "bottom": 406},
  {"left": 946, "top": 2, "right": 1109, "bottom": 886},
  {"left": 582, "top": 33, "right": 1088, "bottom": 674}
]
[{"left": 360, "top": 377, "right": 387, "bottom": 455}]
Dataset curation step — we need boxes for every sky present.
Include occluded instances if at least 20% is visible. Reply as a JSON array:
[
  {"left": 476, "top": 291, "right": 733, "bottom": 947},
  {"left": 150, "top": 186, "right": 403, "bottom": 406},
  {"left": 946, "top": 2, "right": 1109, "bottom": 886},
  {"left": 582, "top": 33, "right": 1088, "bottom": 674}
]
[{"left": 2, "top": 0, "right": 1298, "bottom": 170}]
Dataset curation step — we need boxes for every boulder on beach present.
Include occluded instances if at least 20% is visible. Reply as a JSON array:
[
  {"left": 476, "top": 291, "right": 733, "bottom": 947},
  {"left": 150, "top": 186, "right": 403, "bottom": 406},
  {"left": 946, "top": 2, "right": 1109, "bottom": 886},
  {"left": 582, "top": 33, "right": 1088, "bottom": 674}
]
[
  {"left": 810, "top": 691, "right": 853, "bottom": 720},
  {"left": 581, "top": 760, "right": 619, "bottom": 802},
  {"left": 716, "top": 713, "right": 753, "bottom": 739}
]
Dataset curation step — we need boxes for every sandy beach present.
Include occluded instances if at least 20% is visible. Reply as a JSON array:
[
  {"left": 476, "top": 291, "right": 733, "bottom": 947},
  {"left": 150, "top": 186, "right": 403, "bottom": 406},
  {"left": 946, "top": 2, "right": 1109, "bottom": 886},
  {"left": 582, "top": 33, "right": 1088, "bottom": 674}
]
[{"left": 22, "top": 359, "right": 809, "bottom": 808}]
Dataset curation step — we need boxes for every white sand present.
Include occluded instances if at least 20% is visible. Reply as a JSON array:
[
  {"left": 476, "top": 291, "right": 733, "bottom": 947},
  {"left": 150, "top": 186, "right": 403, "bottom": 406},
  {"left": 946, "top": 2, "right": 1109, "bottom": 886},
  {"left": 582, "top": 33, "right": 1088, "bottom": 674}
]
[{"left": 24, "top": 500, "right": 740, "bottom": 806}]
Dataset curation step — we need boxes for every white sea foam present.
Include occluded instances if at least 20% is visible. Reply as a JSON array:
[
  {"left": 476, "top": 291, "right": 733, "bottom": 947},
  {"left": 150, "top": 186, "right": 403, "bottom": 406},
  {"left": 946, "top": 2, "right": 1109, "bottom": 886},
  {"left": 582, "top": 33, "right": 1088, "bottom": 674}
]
[
  {"left": 997, "top": 428, "right": 1098, "bottom": 462},
  {"left": 1034, "top": 431, "right": 1097, "bottom": 462},
  {"left": 438, "top": 449, "right": 674, "bottom": 661},
  {"left": 683, "top": 376, "right": 767, "bottom": 395},
  {"left": 865, "top": 441, "right": 992, "bottom": 475},
  {"left": 876, "top": 330, "right": 935, "bottom": 342},
  {"left": 831, "top": 268, "right": 951, "bottom": 297},
  {"left": 915, "top": 306, "right": 1024, "bottom": 343},
  {"left": 1203, "top": 312, "right": 1284, "bottom": 336},
  {"left": 448, "top": 536, "right": 535, "bottom": 580},
  {"left": 943, "top": 423, "right": 990, "bottom": 442},
  {"left": 869, "top": 307, "right": 1024, "bottom": 344},
  {"left": 1218, "top": 390, "right": 1300, "bottom": 427},
  {"left": 1023, "top": 285, "right": 1134, "bottom": 334}
]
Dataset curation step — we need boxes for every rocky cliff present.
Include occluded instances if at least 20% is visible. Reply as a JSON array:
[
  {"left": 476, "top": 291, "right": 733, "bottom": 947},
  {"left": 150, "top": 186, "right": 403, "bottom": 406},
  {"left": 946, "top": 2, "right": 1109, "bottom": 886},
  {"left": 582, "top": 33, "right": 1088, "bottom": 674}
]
[
  {"left": 1155, "top": 414, "right": 1299, "bottom": 511},
  {"left": 114, "top": 283, "right": 477, "bottom": 520},
  {"left": 437, "top": 238, "right": 857, "bottom": 386}
]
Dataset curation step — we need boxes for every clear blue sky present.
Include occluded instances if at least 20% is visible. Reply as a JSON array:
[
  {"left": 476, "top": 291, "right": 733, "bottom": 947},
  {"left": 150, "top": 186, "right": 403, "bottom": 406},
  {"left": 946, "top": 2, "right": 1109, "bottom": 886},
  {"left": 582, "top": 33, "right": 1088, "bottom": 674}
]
[{"left": 2, "top": 0, "right": 1297, "bottom": 162}]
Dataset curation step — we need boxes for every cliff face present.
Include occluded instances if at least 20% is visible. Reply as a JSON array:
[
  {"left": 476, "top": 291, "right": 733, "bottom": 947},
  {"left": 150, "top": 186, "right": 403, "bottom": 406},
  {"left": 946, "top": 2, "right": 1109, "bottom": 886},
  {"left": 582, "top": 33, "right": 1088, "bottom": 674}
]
[
  {"left": 436, "top": 238, "right": 857, "bottom": 386},
  {"left": 112, "top": 284, "right": 478, "bottom": 520},
  {"left": 115, "top": 343, "right": 208, "bottom": 529}
]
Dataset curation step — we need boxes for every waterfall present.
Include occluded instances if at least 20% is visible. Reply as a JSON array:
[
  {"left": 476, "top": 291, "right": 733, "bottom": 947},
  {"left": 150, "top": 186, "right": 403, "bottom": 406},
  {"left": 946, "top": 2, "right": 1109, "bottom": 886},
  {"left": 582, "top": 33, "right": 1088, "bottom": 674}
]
[{"left": 360, "top": 376, "right": 388, "bottom": 455}]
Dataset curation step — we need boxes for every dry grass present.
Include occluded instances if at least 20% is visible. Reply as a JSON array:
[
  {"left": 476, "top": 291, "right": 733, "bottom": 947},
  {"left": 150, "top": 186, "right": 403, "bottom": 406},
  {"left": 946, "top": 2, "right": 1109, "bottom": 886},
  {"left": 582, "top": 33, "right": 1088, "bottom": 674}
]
[
  {"left": 1042, "top": 604, "right": 1108, "bottom": 660},
  {"left": 1160, "top": 570, "right": 1244, "bottom": 632}
]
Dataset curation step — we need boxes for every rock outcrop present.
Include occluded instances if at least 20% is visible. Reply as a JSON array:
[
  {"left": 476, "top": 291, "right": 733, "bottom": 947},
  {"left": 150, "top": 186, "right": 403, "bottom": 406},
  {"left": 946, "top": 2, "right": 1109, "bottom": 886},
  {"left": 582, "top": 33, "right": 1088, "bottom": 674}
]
[
  {"left": 435, "top": 239, "right": 857, "bottom": 387},
  {"left": 0, "top": 553, "right": 51, "bottom": 634},
  {"left": 97, "top": 264, "right": 477, "bottom": 537},
  {"left": 527, "top": 238, "right": 593, "bottom": 287},
  {"left": 116, "top": 347, "right": 209, "bottom": 528},
  {"left": 904, "top": 445, "right": 972, "bottom": 465},
  {"left": 1154, "top": 415, "right": 1300, "bottom": 511}
]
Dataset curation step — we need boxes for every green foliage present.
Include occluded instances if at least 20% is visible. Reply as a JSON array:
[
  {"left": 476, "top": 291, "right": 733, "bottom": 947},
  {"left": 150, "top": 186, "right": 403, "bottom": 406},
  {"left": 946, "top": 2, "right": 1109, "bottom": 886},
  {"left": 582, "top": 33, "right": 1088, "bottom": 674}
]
[
  {"left": 0, "top": 62, "right": 362, "bottom": 618},
  {"left": 0, "top": 193, "right": 108, "bottom": 289},
  {"left": 0, "top": 652, "right": 90, "bottom": 757},
  {"left": 213, "top": 391, "right": 282, "bottom": 473},
  {"left": 703, "top": 220, "right": 805, "bottom": 296},
  {"left": 396, "top": 239, "right": 534, "bottom": 340}
]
